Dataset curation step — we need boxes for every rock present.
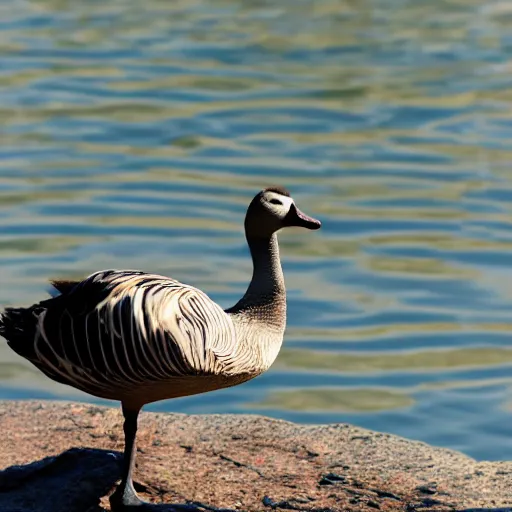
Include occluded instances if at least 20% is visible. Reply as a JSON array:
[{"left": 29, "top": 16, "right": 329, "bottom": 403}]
[{"left": 0, "top": 401, "right": 511, "bottom": 512}]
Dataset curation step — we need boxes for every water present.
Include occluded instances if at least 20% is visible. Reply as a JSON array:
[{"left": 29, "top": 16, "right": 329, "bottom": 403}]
[{"left": 1, "top": 0, "right": 512, "bottom": 461}]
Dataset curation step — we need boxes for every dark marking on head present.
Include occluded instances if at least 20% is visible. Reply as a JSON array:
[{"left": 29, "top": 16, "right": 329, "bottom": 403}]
[{"left": 263, "top": 186, "right": 291, "bottom": 197}]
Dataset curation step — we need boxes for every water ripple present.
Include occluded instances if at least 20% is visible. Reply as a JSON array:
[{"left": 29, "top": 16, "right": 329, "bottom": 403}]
[{"left": 0, "top": 0, "right": 511, "bottom": 460}]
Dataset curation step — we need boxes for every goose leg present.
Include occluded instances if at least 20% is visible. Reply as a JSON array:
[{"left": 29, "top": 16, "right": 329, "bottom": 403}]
[
  {"left": 110, "top": 404, "right": 144, "bottom": 508},
  {"left": 110, "top": 404, "right": 236, "bottom": 512}
]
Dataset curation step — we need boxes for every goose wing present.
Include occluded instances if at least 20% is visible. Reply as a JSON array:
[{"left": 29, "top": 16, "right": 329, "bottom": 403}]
[{"left": 25, "top": 270, "right": 238, "bottom": 392}]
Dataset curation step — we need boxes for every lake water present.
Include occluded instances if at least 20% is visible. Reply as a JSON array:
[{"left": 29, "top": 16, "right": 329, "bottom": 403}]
[{"left": 1, "top": 0, "right": 512, "bottom": 461}]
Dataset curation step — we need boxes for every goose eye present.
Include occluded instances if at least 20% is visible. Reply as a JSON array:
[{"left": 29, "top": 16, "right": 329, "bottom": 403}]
[{"left": 269, "top": 198, "right": 282, "bottom": 206}]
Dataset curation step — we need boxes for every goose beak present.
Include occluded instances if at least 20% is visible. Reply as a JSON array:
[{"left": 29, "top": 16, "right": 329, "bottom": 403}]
[{"left": 285, "top": 204, "right": 322, "bottom": 230}]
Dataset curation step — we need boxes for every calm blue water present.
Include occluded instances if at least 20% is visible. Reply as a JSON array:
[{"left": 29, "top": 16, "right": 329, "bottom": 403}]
[{"left": 1, "top": 0, "right": 512, "bottom": 461}]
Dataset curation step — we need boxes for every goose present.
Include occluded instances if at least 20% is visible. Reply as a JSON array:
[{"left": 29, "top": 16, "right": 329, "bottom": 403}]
[{"left": 0, "top": 186, "right": 321, "bottom": 511}]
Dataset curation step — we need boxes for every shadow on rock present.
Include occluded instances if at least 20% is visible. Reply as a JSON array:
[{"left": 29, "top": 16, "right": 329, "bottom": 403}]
[
  {"left": 0, "top": 448, "right": 236, "bottom": 512},
  {"left": 0, "top": 447, "right": 122, "bottom": 512}
]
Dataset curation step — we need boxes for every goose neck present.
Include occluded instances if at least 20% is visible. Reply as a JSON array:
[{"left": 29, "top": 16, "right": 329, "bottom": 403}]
[
  {"left": 227, "top": 232, "right": 286, "bottom": 320},
  {"left": 246, "top": 233, "right": 285, "bottom": 299}
]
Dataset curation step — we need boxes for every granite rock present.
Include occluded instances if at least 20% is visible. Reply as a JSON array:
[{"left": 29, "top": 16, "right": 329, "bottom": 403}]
[{"left": 0, "top": 401, "right": 510, "bottom": 512}]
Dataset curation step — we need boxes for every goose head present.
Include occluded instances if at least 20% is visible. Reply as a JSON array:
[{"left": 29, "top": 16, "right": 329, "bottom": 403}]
[{"left": 245, "top": 187, "right": 321, "bottom": 238}]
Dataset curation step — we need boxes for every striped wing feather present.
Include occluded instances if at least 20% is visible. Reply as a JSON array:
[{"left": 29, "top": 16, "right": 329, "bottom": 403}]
[{"left": 32, "top": 270, "right": 237, "bottom": 393}]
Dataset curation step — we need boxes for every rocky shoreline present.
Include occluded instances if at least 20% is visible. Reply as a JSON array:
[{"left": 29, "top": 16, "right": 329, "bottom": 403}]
[{"left": 0, "top": 401, "right": 510, "bottom": 512}]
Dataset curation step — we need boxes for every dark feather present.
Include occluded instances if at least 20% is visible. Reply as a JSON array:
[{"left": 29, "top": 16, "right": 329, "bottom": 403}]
[
  {"left": 50, "top": 279, "right": 81, "bottom": 295},
  {"left": 0, "top": 272, "right": 117, "bottom": 366},
  {"left": 0, "top": 304, "right": 45, "bottom": 362}
]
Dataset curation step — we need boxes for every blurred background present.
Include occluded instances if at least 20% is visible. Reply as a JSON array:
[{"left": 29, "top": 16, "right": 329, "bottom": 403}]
[{"left": 1, "top": 0, "right": 512, "bottom": 461}]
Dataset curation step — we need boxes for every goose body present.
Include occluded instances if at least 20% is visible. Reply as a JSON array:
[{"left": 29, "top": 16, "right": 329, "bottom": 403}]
[
  {"left": 7, "top": 269, "right": 279, "bottom": 409},
  {"left": 0, "top": 186, "right": 321, "bottom": 510}
]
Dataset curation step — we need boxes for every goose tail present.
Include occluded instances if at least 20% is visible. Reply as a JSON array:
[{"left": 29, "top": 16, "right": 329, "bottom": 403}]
[
  {"left": 0, "top": 305, "right": 41, "bottom": 360},
  {"left": 0, "top": 279, "right": 79, "bottom": 357}
]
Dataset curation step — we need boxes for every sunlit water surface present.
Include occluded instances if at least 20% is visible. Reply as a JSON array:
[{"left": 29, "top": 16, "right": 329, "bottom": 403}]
[{"left": 1, "top": 0, "right": 512, "bottom": 460}]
